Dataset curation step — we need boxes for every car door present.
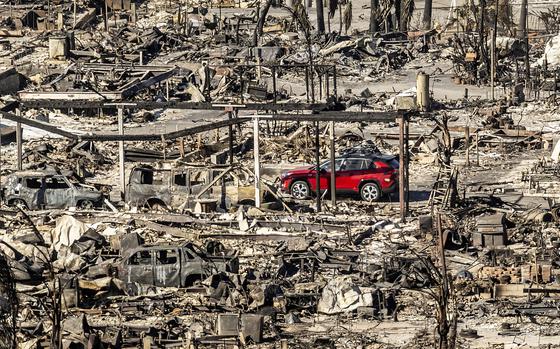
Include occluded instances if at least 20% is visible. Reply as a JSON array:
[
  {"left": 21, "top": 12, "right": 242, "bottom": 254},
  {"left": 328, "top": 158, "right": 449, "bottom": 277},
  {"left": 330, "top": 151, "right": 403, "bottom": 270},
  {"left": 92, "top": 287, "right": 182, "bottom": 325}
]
[
  {"left": 336, "top": 158, "right": 365, "bottom": 191},
  {"left": 317, "top": 159, "right": 344, "bottom": 191},
  {"left": 44, "top": 176, "right": 73, "bottom": 209},
  {"left": 169, "top": 170, "right": 191, "bottom": 209},
  {"left": 19, "top": 176, "right": 43, "bottom": 209},
  {"left": 123, "top": 250, "right": 155, "bottom": 285},
  {"left": 346, "top": 159, "right": 373, "bottom": 190},
  {"left": 154, "top": 248, "right": 181, "bottom": 287},
  {"left": 181, "top": 246, "right": 207, "bottom": 287}
]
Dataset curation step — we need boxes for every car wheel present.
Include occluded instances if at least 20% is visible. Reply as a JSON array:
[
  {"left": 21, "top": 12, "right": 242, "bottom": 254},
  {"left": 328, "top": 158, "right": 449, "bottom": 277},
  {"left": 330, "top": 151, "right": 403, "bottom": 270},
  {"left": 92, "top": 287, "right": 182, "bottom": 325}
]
[
  {"left": 78, "top": 200, "right": 94, "bottom": 210},
  {"left": 360, "top": 183, "right": 381, "bottom": 202},
  {"left": 11, "top": 199, "right": 27, "bottom": 210},
  {"left": 290, "top": 180, "right": 310, "bottom": 200}
]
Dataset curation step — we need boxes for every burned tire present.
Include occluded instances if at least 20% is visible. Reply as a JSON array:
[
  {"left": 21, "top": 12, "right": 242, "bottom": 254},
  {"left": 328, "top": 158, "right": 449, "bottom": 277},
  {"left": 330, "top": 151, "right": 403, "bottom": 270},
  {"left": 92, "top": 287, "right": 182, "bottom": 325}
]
[
  {"left": 290, "top": 180, "right": 310, "bottom": 200},
  {"left": 360, "top": 183, "right": 381, "bottom": 202},
  {"left": 78, "top": 200, "right": 94, "bottom": 210},
  {"left": 9, "top": 199, "right": 27, "bottom": 210}
]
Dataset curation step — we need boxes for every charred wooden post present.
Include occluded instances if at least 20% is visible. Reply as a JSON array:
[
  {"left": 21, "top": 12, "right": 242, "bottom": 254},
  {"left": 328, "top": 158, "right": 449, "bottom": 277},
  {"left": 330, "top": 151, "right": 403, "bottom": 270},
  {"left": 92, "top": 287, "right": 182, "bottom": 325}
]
[
  {"left": 305, "top": 66, "right": 310, "bottom": 102},
  {"left": 330, "top": 121, "right": 336, "bottom": 206},
  {"left": 15, "top": 109, "right": 21, "bottom": 171},
  {"left": 118, "top": 107, "right": 125, "bottom": 200},
  {"left": 490, "top": 28, "right": 496, "bottom": 100},
  {"left": 399, "top": 115, "right": 406, "bottom": 222},
  {"left": 475, "top": 131, "right": 480, "bottom": 166},
  {"left": 316, "top": 0, "right": 325, "bottom": 33},
  {"left": 228, "top": 111, "right": 234, "bottom": 164},
  {"left": 405, "top": 116, "right": 409, "bottom": 215},
  {"left": 253, "top": 116, "right": 261, "bottom": 208},
  {"left": 395, "top": 0, "right": 402, "bottom": 31},
  {"left": 518, "top": 0, "right": 527, "bottom": 39},
  {"left": 465, "top": 126, "right": 470, "bottom": 167},
  {"left": 315, "top": 121, "right": 321, "bottom": 212},
  {"left": 422, "top": 0, "right": 432, "bottom": 30},
  {"left": 370, "top": 0, "right": 379, "bottom": 34},
  {"left": 478, "top": 0, "right": 487, "bottom": 77},
  {"left": 272, "top": 66, "right": 277, "bottom": 103}
]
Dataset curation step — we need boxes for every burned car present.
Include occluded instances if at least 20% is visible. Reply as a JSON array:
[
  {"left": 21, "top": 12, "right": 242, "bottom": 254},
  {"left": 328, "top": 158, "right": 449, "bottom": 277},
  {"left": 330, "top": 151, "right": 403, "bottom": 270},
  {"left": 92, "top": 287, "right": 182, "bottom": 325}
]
[
  {"left": 115, "top": 242, "right": 239, "bottom": 288},
  {"left": 125, "top": 163, "right": 259, "bottom": 211},
  {"left": 1, "top": 171, "right": 105, "bottom": 210}
]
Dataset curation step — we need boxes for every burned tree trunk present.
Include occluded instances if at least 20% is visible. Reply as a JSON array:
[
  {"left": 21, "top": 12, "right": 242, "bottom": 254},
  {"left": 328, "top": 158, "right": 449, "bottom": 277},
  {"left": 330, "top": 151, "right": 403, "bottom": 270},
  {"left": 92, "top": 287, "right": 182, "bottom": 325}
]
[
  {"left": 316, "top": 0, "right": 326, "bottom": 33},
  {"left": 252, "top": 0, "right": 274, "bottom": 46},
  {"left": 422, "top": 0, "right": 432, "bottom": 29}
]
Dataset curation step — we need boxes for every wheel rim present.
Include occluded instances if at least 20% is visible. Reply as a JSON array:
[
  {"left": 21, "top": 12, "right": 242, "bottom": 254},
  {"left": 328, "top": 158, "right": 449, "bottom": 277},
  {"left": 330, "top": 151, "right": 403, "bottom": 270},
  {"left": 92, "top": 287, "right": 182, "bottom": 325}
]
[
  {"left": 291, "top": 182, "right": 308, "bottom": 199},
  {"left": 362, "top": 185, "right": 378, "bottom": 202},
  {"left": 80, "top": 201, "right": 93, "bottom": 209}
]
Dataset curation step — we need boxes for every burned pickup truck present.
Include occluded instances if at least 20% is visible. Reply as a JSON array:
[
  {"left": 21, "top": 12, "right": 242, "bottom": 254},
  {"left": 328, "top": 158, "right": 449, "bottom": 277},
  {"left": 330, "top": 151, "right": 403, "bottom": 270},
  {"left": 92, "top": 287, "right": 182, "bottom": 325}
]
[
  {"left": 1, "top": 171, "right": 105, "bottom": 210},
  {"left": 116, "top": 242, "right": 239, "bottom": 288}
]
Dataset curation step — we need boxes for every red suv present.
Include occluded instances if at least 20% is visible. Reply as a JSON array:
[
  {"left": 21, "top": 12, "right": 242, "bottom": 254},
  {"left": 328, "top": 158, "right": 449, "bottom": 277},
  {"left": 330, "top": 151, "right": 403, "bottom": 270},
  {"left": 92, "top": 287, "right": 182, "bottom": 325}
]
[{"left": 280, "top": 149, "right": 399, "bottom": 202}]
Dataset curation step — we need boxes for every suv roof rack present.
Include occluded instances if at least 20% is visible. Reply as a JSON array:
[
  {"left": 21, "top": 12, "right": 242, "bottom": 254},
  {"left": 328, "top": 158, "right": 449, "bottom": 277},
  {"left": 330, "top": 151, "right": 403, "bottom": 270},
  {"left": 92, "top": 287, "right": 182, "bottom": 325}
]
[{"left": 339, "top": 142, "right": 381, "bottom": 157}]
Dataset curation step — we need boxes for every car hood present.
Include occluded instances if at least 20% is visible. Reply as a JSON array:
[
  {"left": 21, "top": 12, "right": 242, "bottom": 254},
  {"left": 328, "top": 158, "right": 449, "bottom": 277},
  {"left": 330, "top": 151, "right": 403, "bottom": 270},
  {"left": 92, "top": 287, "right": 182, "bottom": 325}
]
[{"left": 282, "top": 166, "right": 315, "bottom": 177}]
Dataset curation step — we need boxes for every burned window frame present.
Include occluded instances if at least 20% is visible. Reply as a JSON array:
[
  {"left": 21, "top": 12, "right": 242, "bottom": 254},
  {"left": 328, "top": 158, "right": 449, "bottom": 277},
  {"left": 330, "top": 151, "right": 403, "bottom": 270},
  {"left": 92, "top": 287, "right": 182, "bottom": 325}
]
[
  {"left": 128, "top": 250, "right": 153, "bottom": 266},
  {"left": 155, "top": 249, "right": 180, "bottom": 265},
  {"left": 44, "top": 175, "right": 72, "bottom": 190}
]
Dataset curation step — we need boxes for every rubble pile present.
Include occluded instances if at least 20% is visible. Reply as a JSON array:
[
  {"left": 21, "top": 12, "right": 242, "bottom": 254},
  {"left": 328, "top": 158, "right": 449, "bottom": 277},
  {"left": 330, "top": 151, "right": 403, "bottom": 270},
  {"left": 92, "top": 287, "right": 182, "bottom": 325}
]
[{"left": 2, "top": 0, "right": 560, "bottom": 347}]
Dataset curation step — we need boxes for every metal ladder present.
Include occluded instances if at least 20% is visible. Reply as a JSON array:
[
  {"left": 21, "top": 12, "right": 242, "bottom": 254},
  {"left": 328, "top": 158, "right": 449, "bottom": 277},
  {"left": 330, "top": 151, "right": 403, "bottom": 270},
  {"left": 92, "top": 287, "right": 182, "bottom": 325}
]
[{"left": 429, "top": 164, "right": 457, "bottom": 208}]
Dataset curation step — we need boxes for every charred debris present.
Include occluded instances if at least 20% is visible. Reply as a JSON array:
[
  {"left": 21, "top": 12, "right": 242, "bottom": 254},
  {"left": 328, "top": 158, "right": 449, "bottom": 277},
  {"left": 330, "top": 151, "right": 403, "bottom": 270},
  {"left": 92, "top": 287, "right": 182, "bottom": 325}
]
[{"left": 2, "top": 0, "right": 560, "bottom": 348}]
